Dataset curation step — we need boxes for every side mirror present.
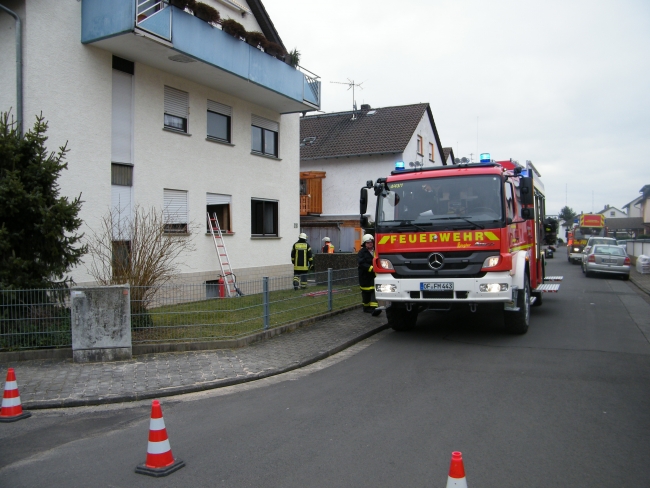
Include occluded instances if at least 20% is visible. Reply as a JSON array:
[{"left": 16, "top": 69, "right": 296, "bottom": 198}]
[
  {"left": 520, "top": 176, "right": 534, "bottom": 205},
  {"left": 360, "top": 187, "right": 368, "bottom": 215},
  {"left": 521, "top": 207, "right": 534, "bottom": 220},
  {"left": 360, "top": 215, "right": 369, "bottom": 228}
]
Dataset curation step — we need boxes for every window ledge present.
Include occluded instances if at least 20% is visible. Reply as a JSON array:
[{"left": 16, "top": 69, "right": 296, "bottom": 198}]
[
  {"left": 206, "top": 137, "right": 234, "bottom": 146},
  {"left": 163, "top": 127, "right": 192, "bottom": 136},
  {"left": 417, "top": 152, "right": 424, "bottom": 157},
  {"left": 251, "top": 151, "right": 281, "bottom": 161},
  {"left": 205, "top": 231, "right": 235, "bottom": 236},
  {"left": 164, "top": 232, "right": 191, "bottom": 237},
  {"left": 251, "top": 236, "right": 282, "bottom": 239}
]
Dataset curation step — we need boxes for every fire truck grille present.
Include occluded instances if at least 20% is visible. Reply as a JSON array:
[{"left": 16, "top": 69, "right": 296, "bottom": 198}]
[{"left": 385, "top": 250, "right": 498, "bottom": 279}]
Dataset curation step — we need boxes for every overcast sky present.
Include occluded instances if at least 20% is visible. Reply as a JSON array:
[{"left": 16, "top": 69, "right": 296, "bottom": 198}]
[{"left": 265, "top": 0, "right": 650, "bottom": 216}]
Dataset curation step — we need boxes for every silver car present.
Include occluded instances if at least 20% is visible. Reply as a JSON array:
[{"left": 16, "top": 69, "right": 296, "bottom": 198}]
[{"left": 583, "top": 245, "right": 630, "bottom": 280}]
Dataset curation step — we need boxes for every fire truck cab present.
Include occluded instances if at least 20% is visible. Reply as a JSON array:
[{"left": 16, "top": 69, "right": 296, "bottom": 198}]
[{"left": 360, "top": 156, "right": 561, "bottom": 335}]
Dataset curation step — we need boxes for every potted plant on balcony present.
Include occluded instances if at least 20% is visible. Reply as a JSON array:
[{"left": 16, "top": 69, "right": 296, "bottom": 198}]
[
  {"left": 221, "top": 19, "right": 247, "bottom": 39},
  {"left": 169, "top": 0, "right": 196, "bottom": 13},
  {"left": 264, "top": 41, "right": 286, "bottom": 61},
  {"left": 287, "top": 48, "right": 300, "bottom": 68},
  {"left": 193, "top": 2, "right": 220, "bottom": 25},
  {"left": 245, "top": 31, "right": 267, "bottom": 50}
]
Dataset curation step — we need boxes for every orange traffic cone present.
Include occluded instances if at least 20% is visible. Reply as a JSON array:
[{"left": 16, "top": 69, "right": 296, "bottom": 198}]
[
  {"left": 446, "top": 451, "right": 468, "bottom": 488},
  {"left": 135, "top": 400, "right": 185, "bottom": 477},
  {"left": 0, "top": 368, "right": 32, "bottom": 422}
]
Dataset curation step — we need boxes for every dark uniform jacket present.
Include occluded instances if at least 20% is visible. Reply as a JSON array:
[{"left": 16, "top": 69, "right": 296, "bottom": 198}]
[
  {"left": 357, "top": 246, "right": 375, "bottom": 288},
  {"left": 291, "top": 239, "right": 313, "bottom": 271}
]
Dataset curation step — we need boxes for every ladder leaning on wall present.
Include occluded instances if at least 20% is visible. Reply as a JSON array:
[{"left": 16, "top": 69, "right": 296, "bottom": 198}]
[{"left": 207, "top": 212, "right": 238, "bottom": 297}]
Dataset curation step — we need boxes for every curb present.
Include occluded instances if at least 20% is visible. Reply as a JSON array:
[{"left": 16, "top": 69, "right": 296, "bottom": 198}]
[{"left": 22, "top": 322, "right": 389, "bottom": 410}]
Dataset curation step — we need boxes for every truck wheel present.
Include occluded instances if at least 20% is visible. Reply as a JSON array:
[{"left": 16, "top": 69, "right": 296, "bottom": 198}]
[
  {"left": 504, "top": 275, "right": 530, "bottom": 334},
  {"left": 387, "top": 304, "right": 419, "bottom": 331}
]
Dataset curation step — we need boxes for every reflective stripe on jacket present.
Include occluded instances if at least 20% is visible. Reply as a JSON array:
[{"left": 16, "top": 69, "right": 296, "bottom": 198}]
[{"left": 291, "top": 240, "right": 313, "bottom": 271}]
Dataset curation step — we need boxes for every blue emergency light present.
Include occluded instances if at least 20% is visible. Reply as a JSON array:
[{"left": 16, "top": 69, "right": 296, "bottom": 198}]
[
  {"left": 479, "top": 153, "right": 491, "bottom": 163},
  {"left": 395, "top": 161, "right": 405, "bottom": 171},
  {"left": 520, "top": 169, "right": 529, "bottom": 177}
]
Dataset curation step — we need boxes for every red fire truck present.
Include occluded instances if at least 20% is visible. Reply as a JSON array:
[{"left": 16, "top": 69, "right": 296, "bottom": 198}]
[
  {"left": 359, "top": 156, "right": 562, "bottom": 334},
  {"left": 567, "top": 213, "right": 606, "bottom": 264}
]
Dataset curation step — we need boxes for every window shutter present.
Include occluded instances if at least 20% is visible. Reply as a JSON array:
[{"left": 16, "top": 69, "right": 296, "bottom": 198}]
[
  {"left": 111, "top": 70, "right": 133, "bottom": 164},
  {"left": 206, "top": 193, "right": 231, "bottom": 205},
  {"left": 251, "top": 114, "right": 279, "bottom": 132},
  {"left": 207, "top": 100, "right": 232, "bottom": 117},
  {"left": 164, "top": 189, "right": 188, "bottom": 224},
  {"left": 164, "top": 86, "right": 189, "bottom": 118}
]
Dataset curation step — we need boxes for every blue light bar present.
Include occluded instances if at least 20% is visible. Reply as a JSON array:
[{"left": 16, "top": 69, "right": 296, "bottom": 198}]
[
  {"left": 395, "top": 161, "right": 405, "bottom": 171},
  {"left": 480, "top": 153, "right": 491, "bottom": 163},
  {"left": 520, "top": 169, "right": 529, "bottom": 177}
]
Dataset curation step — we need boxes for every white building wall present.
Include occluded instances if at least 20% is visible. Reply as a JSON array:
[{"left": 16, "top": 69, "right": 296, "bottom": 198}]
[
  {"left": 402, "top": 112, "right": 443, "bottom": 168},
  {"left": 625, "top": 200, "right": 642, "bottom": 218},
  {"left": 1, "top": 0, "right": 299, "bottom": 285}
]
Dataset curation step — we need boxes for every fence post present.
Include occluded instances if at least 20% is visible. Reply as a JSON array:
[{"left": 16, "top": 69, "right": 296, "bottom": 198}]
[
  {"left": 327, "top": 268, "right": 333, "bottom": 311},
  {"left": 263, "top": 277, "right": 270, "bottom": 330}
]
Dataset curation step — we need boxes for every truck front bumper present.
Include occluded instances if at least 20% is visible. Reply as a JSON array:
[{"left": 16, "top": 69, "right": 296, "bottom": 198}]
[{"left": 374, "top": 272, "right": 515, "bottom": 304}]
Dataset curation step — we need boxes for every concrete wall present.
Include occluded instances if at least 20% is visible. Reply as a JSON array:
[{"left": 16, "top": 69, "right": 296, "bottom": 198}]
[{"left": 0, "top": 0, "right": 300, "bottom": 286}]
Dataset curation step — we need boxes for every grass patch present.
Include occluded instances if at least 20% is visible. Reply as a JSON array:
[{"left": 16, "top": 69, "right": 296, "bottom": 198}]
[{"left": 131, "top": 284, "right": 360, "bottom": 343}]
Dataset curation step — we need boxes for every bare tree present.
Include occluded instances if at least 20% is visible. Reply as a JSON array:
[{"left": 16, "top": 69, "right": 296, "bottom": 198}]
[{"left": 85, "top": 205, "right": 196, "bottom": 310}]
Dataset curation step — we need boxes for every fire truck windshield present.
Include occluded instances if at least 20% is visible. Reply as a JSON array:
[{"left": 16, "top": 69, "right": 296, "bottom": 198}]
[{"left": 377, "top": 175, "right": 504, "bottom": 229}]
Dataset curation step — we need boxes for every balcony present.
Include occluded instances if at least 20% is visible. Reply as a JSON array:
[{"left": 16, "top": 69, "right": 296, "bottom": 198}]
[
  {"left": 81, "top": 0, "right": 321, "bottom": 113},
  {"left": 300, "top": 171, "right": 324, "bottom": 215}
]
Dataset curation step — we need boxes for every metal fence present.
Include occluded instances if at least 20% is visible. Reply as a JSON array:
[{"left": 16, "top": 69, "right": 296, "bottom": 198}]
[
  {"left": 0, "top": 287, "right": 72, "bottom": 351},
  {"left": 0, "top": 268, "right": 360, "bottom": 351}
]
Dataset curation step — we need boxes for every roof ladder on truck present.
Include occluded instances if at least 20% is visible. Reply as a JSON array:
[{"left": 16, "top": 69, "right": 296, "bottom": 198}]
[{"left": 207, "top": 212, "right": 238, "bottom": 297}]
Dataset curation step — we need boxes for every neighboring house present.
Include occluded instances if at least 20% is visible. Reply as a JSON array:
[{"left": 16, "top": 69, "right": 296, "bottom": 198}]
[
  {"left": 622, "top": 196, "right": 643, "bottom": 218},
  {"left": 299, "top": 103, "right": 446, "bottom": 252},
  {"left": 0, "top": 0, "right": 321, "bottom": 285},
  {"left": 596, "top": 205, "right": 627, "bottom": 219},
  {"left": 443, "top": 147, "right": 456, "bottom": 166},
  {"left": 640, "top": 185, "right": 650, "bottom": 234}
]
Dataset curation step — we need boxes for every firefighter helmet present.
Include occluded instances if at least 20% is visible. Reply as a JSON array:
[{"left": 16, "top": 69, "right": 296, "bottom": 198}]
[
  {"left": 361, "top": 234, "right": 374, "bottom": 244},
  {"left": 322, "top": 237, "right": 330, "bottom": 242},
  {"left": 299, "top": 233, "right": 307, "bottom": 239}
]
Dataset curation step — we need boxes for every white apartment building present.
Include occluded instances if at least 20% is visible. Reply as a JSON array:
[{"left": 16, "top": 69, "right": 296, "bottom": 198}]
[{"left": 0, "top": 0, "right": 321, "bottom": 285}]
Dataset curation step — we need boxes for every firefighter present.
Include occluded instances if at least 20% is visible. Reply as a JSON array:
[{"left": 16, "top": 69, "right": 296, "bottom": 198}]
[
  {"left": 291, "top": 233, "right": 313, "bottom": 290},
  {"left": 321, "top": 237, "right": 335, "bottom": 253},
  {"left": 358, "top": 234, "right": 381, "bottom": 316}
]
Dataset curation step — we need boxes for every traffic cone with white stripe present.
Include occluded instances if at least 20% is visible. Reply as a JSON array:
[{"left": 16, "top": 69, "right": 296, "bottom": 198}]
[
  {"left": 135, "top": 400, "right": 185, "bottom": 477},
  {"left": 446, "top": 451, "right": 468, "bottom": 487},
  {"left": 0, "top": 368, "right": 31, "bottom": 422}
]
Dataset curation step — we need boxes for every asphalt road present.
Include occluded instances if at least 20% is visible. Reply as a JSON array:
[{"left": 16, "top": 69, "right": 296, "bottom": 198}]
[{"left": 2, "top": 257, "right": 649, "bottom": 487}]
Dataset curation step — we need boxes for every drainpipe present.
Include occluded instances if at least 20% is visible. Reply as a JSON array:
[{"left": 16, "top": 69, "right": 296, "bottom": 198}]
[{"left": 0, "top": 4, "right": 23, "bottom": 135}]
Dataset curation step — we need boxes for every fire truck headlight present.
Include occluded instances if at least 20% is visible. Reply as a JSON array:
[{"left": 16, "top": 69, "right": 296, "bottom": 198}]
[
  {"left": 377, "top": 259, "right": 394, "bottom": 270},
  {"left": 480, "top": 283, "right": 508, "bottom": 293},
  {"left": 376, "top": 284, "right": 397, "bottom": 293},
  {"left": 573, "top": 247, "right": 580, "bottom": 252},
  {"left": 482, "top": 256, "right": 501, "bottom": 268}
]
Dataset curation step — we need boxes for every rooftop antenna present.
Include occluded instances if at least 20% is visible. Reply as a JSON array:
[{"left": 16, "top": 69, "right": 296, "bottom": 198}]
[{"left": 330, "top": 78, "right": 364, "bottom": 117}]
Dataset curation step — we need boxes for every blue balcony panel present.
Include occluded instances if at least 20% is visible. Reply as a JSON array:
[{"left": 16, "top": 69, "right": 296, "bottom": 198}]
[
  {"left": 81, "top": 0, "right": 134, "bottom": 44},
  {"left": 81, "top": 1, "right": 320, "bottom": 113},
  {"left": 138, "top": 6, "right": 171, "bottom": 41}
]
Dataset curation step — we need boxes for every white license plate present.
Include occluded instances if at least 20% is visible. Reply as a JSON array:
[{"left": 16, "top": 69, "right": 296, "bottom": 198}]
[{"left": 420, "top": 282, "right": 454, "bottom": 291}]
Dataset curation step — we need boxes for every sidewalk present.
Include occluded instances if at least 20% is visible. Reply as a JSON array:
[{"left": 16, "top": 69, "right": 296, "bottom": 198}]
[
  {"left": 1, "top": 309, "right": 387, "bottom": 409},
  {"left": 630, "top": 263, "right": 650, "bottom": 296}
]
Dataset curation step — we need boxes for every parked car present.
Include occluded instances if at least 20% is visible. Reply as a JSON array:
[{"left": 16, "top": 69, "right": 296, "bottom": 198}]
[
  {"left": 583, "top": 245, "right": 630, "bottom": 280},
  {"left": 581, "top": 237, "right": 617, "bottom": 266},
  {"left": 616, "top": 239, "right": 630, "bottom": 251}
]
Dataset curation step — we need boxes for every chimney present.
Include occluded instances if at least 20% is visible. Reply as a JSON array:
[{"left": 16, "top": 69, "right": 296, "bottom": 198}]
[{"left": 360, "top": 104, "right": 371, "bottom": 110}]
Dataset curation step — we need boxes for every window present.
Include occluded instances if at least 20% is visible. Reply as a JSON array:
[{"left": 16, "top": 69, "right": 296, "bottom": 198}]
[
  {"left": 111, "top": 164, "right": 133, "bottom": 239},
  {"left": 505, "top": 182, "right": 515, "bottom": 221},
  {"left": 112, "top": 240, "right": 131, "bottom": 277},
  {"left": 207, "top": 100, "right": 232, "bottom": 142},
  {"left": 429, "top": 143, "right": 434, "bottom": 162},
  {"left": 164, "top": 86, "right": 189, "bottom": 133},
  {"left": 206, "top": 193, "right": 232, "bottom": 232},
  {"left": 610, "top": 211, "right": 615, "bottom": 216},
  {"left": 163, "top": 189, "right": 189, "bottom": 233},
  {"left": 112, "top": 57, "right": 134, "bottom": 164},
  {"left": 417, "top": 135, "right": 423, "bottom": 156},
  {"left": 251, "top": 115, "right": 279, "bottom": 157},
  {"left": 251, "top": 199, "right": 278, "bottom": 236}
]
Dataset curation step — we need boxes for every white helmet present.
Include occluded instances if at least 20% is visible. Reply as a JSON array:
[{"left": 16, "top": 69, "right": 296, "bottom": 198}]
[
  {"left": 361, "top": 234, "right": 374, "bottom": 244},
  {"left": 299, "top": 233, "right": 307, "bottom": 239},
  {"left": 322, "top": 237, "right": 330, "bottom": 242}
]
